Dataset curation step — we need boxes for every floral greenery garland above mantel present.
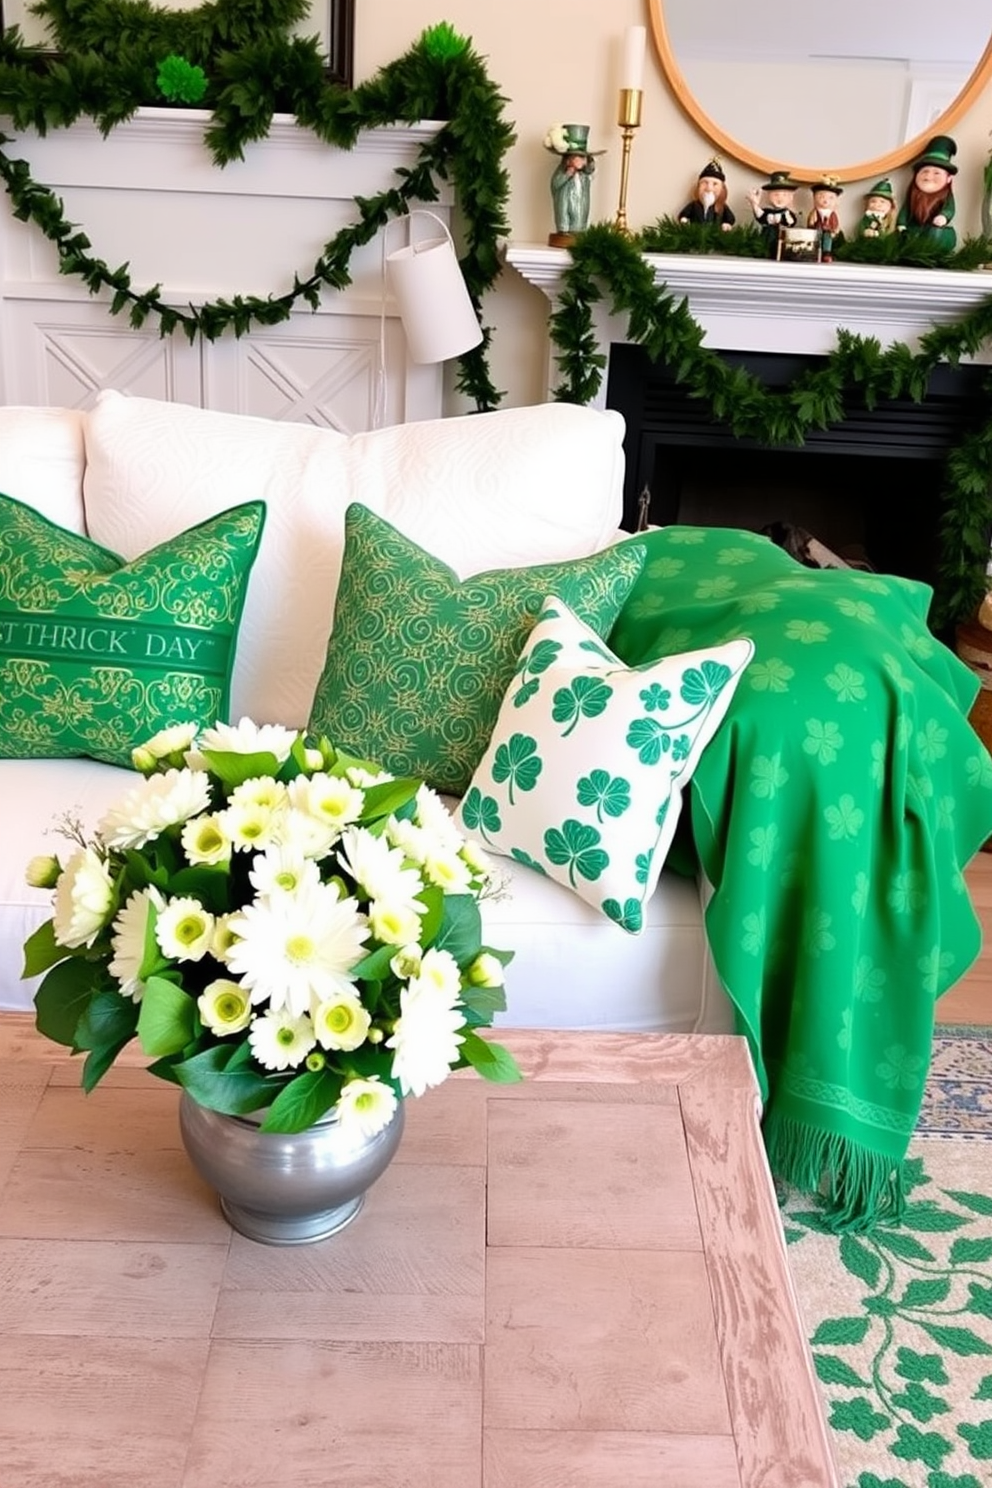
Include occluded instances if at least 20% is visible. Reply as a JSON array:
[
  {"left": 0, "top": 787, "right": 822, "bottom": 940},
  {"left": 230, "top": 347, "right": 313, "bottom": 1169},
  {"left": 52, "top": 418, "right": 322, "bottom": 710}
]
[{"left": 0, "top": 9, "right": 990, "bottom": 621}]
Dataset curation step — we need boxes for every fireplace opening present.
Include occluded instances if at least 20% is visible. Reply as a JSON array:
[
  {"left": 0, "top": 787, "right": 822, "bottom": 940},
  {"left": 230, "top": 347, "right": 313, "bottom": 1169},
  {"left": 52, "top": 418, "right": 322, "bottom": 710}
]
[{"left": 607, "top": 343, "right": 992, "bottom": 595}]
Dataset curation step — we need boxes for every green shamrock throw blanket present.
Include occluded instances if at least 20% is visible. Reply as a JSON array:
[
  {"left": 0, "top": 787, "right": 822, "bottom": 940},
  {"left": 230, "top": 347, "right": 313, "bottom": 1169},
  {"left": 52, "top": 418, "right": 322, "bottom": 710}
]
[{"left": 609, "top": 525, "right": 992, "bottom": 1231}]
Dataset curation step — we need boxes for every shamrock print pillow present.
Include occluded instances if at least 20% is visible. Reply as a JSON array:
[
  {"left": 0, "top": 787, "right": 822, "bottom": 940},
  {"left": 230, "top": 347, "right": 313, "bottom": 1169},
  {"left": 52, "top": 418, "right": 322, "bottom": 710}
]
[{"left": 456, "top": 597, "right": 754, "bottom": 932}]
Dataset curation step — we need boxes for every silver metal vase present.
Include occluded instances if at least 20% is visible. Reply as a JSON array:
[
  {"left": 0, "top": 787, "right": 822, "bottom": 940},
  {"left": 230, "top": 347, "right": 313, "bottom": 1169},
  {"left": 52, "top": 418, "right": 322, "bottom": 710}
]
[{"left": 178, "top": 1091, "right": 405, "bottom": 1245}]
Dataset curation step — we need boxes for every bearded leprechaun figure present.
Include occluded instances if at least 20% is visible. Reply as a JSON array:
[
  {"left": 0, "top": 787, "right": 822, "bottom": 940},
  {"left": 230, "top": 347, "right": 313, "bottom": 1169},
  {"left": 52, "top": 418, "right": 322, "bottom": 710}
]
[{"left": 897, "top": 135, "right": 958, "bottom": 249}]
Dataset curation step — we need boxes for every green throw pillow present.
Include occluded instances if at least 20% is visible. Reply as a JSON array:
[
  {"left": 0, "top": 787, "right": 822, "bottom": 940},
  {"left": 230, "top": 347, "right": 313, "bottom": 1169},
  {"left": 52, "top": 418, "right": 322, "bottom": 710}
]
[
  {"left": 307, "top": 504, "right": 647, "bottom": 795},
  {"left": 0, "top": 493, "right": 265, "bottom": 765},
  {"left": 456, "top": 596, "right": 754, "bottom": 932}
]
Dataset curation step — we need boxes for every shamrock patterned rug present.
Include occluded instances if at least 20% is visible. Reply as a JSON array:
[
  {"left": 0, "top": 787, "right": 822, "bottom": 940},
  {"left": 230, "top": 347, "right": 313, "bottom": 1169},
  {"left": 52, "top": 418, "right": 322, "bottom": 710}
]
[{"left": 782, "top": 1025, "right": 992, "bottom": 1488}]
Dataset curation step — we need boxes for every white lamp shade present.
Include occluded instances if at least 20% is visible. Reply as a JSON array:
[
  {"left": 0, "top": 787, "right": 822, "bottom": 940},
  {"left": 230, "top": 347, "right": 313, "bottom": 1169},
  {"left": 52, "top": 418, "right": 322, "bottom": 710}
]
[{"left": 385, "top": 212, "right": 483, "bottom": 364}]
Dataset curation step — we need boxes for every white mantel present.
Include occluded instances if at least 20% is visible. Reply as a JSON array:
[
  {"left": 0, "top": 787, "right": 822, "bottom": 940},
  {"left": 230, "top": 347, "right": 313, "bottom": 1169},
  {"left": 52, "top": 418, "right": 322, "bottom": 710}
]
[
  {"left": 505, "top": 243, "right": 992, "bottom": 406},
  {"left": 0, "top": 112, "right": 450, "bottom": 427}
]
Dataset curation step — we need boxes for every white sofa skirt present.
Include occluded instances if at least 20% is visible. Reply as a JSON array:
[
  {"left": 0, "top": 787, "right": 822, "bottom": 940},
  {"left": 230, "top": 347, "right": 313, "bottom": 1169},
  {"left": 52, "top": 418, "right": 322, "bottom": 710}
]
[{"left": 0, "top": 759, "right": 734, "bottom": 1036}]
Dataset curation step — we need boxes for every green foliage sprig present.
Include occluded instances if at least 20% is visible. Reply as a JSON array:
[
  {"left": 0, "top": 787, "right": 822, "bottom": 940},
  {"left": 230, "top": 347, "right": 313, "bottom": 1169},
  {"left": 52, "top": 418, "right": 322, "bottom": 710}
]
[
  {"left": 0, "top": 15, "right": 514, "bottom": 409},
  {"left": 549, "top": 224, "right": 992, "bottom": 626}
]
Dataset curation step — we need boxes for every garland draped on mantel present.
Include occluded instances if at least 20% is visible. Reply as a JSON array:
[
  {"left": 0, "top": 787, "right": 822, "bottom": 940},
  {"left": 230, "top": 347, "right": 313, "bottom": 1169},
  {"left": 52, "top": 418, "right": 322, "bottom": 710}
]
[
  {"left": 0, "top": 14, "right": 515, "bottom": 411},
  {"left": 0, "top": 8, "right": 990, "bottom": 619},
  {"left": 550, "top": 225, "right": 992, "bottom": 627}
]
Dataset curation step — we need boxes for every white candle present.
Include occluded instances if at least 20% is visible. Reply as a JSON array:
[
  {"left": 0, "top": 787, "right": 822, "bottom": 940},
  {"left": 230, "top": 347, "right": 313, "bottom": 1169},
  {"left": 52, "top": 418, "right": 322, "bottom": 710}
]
[{"left": 621, "top": 25, "right": 646, "bottom": 92}]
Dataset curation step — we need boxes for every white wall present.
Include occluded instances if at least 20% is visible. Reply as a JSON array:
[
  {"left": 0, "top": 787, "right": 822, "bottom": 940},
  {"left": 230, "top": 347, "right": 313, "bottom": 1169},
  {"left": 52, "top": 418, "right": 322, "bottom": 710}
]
[{"left": 357, "top": 2, "right": 992, "bottom": 413}]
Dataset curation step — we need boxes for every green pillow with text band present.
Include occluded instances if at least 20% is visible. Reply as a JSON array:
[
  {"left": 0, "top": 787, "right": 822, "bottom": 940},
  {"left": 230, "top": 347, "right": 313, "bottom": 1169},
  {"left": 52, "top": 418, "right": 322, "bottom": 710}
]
[
  {"left": 456, "top": 596, "right": 754, "bottom": 932},
  {"left": 0, "top": 492, "right": 265, "bottom": 765},
  {"left": 307, "top": 503, "right": 647, "bottom": 796}
]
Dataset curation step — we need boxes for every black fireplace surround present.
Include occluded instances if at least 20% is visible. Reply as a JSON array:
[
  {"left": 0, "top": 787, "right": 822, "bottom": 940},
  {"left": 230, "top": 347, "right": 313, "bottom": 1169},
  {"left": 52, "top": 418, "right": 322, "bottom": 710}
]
[{"left": 607, "top": 343, "right": 992, "bottom": 596}]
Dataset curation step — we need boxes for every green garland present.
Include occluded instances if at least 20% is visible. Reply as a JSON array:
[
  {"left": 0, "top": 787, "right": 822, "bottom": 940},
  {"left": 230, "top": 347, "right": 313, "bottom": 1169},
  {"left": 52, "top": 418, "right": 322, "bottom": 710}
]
[
  {"left": 0, "top": 8, "right": 990, "bottom": 617},
  {"left": 549, "top": 224, "right": 992, "bottom": 626},
  {"left": 0, "top": 14, "right": 515, "bottom": 410}
]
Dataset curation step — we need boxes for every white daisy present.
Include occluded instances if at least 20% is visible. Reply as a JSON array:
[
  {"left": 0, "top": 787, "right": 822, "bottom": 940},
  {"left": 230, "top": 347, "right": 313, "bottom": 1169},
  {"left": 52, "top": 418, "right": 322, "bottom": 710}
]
[
  {"left": 220, "top": 795, "right": 283, "bottom": 853},
  {"left": 248, "top": 845, "right": 320, "bottom": 899},
  {"left": 385, "top": 814, "right": 430, "bottom": 864},
  {"left": 413, "top": 784, "right": 463, "bottom": 847},
  {"left": 345, "top": 765, "right": 394, "bottom": 788},
  {"left": 335, "top": 825, "right": 423, "bottom": 905},
  {"left": 155, "top": 896, "right": 215, "bottom": 962},
  {"left": 51, "top": 845, "right": 114, "bottom": 949},
  {"left": 335, "top": 1076, "right": 399, "bottom": 1138},
  {"left": 312, "top": 991, "right": 371, "bottom": 1051},
  {"left": 229, "top": 776, "right": 289, "bottom": 813},
  {"left": 132, "top": 722, "right": 199, "bottom": 772},
  {"left": 386, "top": 983, "right": 466, "bottom": 1098},
  {"left": 410, "top": 947, "right": 462, "bottom": 1001},
  {"left": 422, "top": 847, "right": 473, "bottom": 894},
  {"left": 197, "top": 979, "right": 252, "bottom": 1036},
  {"left": 286, "top": 773, "right": 365, "bottom": 841},
  {"left": 181, "top": 813, "right": 231, "bottom": 867},
  {"left": 99, "top": 769, "right": 212, "bottom": 850},
  {"left": 226, "top": 881, "right": 370, "bottom": 1017},
  {"left": 248, "top": 1008, "right": 317, "bottom": 1070},
  {"left": 368, "top": 899, "right": 424, "bottom": 947},
  {"left": 108, "top": 886, "right": 166, "bottom": 1000},
  {"left": 199, "top": 718, "right": 299, "bottom": 762},
  {"left": 459, "top": 837, "right": 493, "bottom": 879}
]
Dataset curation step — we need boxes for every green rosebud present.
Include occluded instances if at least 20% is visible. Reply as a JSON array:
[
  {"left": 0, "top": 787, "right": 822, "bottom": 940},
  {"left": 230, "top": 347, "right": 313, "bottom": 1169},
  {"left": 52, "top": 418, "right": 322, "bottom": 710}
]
[
  {"left": 25, "top": 854, "right": 61, "bottom": 889},
  {"left": 305, "top": 1050, "right": 327, "bottom": 1072},
  {"left": 467, "top": 952, "right": 504, "bottom": 988}
]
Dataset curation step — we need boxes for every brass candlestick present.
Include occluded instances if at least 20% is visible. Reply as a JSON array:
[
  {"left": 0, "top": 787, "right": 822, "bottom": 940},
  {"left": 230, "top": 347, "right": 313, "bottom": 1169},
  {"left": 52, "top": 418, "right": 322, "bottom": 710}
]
[{"left": 614, "top": 87, "right": 643, "bottom": 234}]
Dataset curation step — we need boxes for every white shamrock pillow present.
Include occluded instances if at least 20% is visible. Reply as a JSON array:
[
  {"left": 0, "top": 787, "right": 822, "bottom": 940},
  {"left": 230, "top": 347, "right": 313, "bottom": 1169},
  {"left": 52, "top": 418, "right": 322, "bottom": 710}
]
[{"left": 456, "top": 597, "right": 754, "bottom": 932}]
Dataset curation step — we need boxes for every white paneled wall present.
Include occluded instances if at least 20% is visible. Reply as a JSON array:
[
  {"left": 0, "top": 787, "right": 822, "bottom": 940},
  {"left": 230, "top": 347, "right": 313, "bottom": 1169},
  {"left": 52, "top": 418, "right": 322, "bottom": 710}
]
[{"left": 0, "top": 111, "right": 447, "bottom": 429}]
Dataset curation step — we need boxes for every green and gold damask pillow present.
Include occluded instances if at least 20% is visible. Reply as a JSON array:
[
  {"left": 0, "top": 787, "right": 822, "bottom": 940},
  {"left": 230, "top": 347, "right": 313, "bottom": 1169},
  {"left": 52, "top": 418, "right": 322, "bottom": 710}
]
[
  {"left": 456, "top": 597, "right": 754, "bottom": 932},
  {"left": 0, "top": 493, "right": 265, "bottom": 765},
  {"left": 307, "top": 504, "right": 646, "bottom": 795}
]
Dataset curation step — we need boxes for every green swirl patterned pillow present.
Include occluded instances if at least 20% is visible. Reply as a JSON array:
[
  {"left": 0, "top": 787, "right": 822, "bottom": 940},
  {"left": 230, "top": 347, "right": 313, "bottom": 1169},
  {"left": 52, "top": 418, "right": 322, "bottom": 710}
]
[
  {"left": 307, "top": 504, "right": 646, "bottom": 795},
  {"left": 0, "top": 493, "right": 265, "bottom": 765},
  {"left": 455, "top": 597, "right": 754, "bottom": 932}
]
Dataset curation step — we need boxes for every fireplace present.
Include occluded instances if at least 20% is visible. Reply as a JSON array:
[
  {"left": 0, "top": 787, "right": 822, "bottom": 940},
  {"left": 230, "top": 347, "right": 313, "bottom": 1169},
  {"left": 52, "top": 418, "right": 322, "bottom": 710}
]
[
  {"left": 504, "top": 245, "right": 992, "bottom": 612},
  {"left": 605, "top": 342, "right": 992, "bottom": 592}
]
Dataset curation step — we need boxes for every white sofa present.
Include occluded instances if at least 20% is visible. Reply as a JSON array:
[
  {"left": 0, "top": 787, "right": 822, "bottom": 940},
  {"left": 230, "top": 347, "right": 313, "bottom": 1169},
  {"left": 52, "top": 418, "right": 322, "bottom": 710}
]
[{"left": 0, "top": 390, "right": 733, "bottom": 1034}]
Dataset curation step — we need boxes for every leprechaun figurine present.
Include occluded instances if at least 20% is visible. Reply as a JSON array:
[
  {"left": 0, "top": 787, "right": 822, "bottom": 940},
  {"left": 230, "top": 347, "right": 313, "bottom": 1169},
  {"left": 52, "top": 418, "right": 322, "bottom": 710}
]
[
  {"left": 678, "top": 158, "right": 736, "bottom": 230},
  {"left": 543, "top": 123, "right": 605, "bottom": 246},
  {"left": 746, "top": 170, "right": 801, "bottom": 257},
  {"left": 856, "top": 179, "right": 896, "bottom": 238},
  {"left": 897, "top": 135, "right": 958, "bottom": 249},
  {"left": 807, "top": 175, "right": 844, "bottom": 262}
]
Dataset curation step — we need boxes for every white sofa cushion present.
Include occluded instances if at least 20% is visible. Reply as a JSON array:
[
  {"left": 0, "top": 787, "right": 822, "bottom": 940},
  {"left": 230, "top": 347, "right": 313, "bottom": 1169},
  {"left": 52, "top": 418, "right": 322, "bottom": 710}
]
[
  {"left": 81, "top": 392, "right": 626, "bottom": 730},
  {"left": 0, "top": 406, "right": 86, "bottom": 533}
]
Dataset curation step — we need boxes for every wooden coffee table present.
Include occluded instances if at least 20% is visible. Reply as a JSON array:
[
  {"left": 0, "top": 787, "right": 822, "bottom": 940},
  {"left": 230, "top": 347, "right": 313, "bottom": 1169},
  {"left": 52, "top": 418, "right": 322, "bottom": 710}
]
[{"left": 0, "top": 1023, "right": 837, "bottom": 1487}]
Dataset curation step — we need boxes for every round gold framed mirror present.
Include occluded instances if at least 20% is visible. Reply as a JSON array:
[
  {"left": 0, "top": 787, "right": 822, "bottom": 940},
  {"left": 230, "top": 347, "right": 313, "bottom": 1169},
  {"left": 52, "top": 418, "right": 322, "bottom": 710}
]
[{"left": 647, "top": 0, "right": 992, "bottom": 183}]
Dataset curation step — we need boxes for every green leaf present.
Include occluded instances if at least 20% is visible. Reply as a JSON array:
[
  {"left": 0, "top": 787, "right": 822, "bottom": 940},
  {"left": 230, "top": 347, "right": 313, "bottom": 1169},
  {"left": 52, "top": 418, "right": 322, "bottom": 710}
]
[
  {"left": 259, "top": 1069, "right": 341, "bottom": 1133},
  {"left": 945, "top": 1190, "right": 992, "bottom": 1217},
  {"left": 918, "top": 1323, "right": 992, "bottom": 1358},
  {"left": 813, "top": 1353, "right": 869, "bottom": 1387},
  {"left": 199, "top": 746, "right": 284, "bottom": 788},
  {"left": 73, "top": 988, "right": 138, "bottom": 1054},
  {"left": 898, "top": 1277, "right": 952, "bottom": 1309},
  {"left": 22, "top": 918, "right": 70, "bottom": 978},
  {"left": 459, "top": 984, "right": 507, "bottom": 1021},
  {"left": 551, "top": 676, "right": 612, "bottom": 736},
  {"left": 358, "top": 777, "right": 421, "bottom": 821},
  {"left": 810, "top": 1316, "right": 871, "bottom": 1346},
  {"left": 951, "top": 1238, "right": 992, "bottom": 1265},
  {"left": 459, "top": 1031, "right": 522, "bottom": 1083},
  {"left": 433, "top": 894, "right": 483, "bottom": 966},
  {"left": 137, "top": 976, "right": 198, "bottom": 1057},
  {"left": 172, "top": 1045, "right": 277, "bottom": 1115},
  {"left": 875, "top": 1230, "right": 936, "bottom": 1263},
  {"left": 544, "top": 819, "right": 609, "bottom": 885},
  {"left": 900, "top": 1202, "right": 970, "bottom": 1232},
  {"left": 33, "top": 957, "right": 101, "bottom": 1047},
  {"left": 840, "top": 1234, "right": 882, "bottom": 1289}
]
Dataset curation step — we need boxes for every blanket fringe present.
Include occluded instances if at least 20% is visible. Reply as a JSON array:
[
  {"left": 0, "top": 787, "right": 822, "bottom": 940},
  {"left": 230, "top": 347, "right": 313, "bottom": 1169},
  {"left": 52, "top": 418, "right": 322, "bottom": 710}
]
[{"left": 763, "top": 1109, "right": 906, "bottom": 1233}]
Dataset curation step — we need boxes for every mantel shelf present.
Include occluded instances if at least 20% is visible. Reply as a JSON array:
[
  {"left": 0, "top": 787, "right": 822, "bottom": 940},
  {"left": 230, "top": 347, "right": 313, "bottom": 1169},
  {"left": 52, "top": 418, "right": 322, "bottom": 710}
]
[{"left": 504, "top": 242, "right": 992, "bottom": 373}]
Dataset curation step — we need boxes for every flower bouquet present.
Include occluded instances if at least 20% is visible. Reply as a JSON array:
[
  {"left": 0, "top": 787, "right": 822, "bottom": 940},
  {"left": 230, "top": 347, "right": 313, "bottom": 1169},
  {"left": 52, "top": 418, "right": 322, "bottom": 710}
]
[{"left": 25, "top": 719, "right": 520, "bottom": 1137}]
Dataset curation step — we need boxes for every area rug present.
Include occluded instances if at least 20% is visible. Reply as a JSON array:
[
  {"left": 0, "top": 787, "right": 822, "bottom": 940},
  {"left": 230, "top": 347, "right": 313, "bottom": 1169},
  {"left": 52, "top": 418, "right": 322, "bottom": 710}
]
[{"left": 782, "top": 1025, "right": 992, "bottom": 1488}]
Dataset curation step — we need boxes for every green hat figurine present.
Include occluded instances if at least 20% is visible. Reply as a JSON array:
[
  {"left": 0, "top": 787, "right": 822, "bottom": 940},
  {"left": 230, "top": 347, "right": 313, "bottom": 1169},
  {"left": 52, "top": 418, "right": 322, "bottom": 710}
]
[
  {"left": 865, "top": 178, "right": 895, "bottom": 202},
  {"left": 543, "top": 123, "right": 605, "bottom": 158},
  {"left": 910, "top": 135, "right": 958, "bottom": 176},
  {"left": 761, "top": 169, "right": 800, "bottom": 192}
]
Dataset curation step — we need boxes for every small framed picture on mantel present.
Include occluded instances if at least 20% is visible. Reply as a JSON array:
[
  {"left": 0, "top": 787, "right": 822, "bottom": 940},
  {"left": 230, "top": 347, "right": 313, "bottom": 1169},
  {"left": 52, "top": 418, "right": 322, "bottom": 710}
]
[{"left": 0, "top": 0, "right": 355, "bottom": 86}]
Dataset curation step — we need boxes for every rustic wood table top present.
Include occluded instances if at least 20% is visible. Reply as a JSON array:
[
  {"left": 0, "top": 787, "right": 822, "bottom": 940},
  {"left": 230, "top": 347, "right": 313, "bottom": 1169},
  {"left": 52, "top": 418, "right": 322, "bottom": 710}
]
[{"left": 0, "top": 1022, "right": 838, "bottom": 1487}]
